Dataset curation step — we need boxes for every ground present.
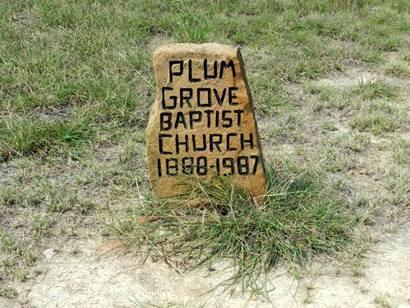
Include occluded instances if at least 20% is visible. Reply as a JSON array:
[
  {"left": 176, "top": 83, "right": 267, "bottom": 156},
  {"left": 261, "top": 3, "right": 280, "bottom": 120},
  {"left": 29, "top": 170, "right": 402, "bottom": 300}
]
[
  {"left": 1, "top": 1, "right": 410, "bottom": 307},
  {"left": 1, "top": 223, "right": 410, "bottom": 307}
]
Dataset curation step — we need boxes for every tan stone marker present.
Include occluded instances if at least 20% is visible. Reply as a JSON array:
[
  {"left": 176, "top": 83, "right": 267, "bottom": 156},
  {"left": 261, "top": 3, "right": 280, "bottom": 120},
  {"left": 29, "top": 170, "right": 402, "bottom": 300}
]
[{"left": 146, "top": 43, "right": 266, "bottom": 200}]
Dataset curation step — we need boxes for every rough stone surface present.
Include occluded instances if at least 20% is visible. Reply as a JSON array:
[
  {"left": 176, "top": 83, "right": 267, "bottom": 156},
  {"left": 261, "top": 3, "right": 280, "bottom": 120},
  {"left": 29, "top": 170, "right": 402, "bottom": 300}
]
[{"left": 146, "top": 43, "right": 266, "bottom": 198}]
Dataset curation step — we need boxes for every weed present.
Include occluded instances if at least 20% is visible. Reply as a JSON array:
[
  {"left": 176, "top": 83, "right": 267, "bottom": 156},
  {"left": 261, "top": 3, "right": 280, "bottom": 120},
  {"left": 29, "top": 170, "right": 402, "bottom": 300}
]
[
  {"left": 392, "top": 139, "right": 410, "bottom": 165},
  {"left": 111, "top": 164, "right": 355, "bottom": 293},
  {"left": 0, "top": 0, "right": 409, "bottom": 301},
  {"left": 388, "top": 168, "right": 410, "bottom": 207},
  {"left": 32, "top": 214, "right": 50, "bottom": 238},
  {"left": 0, "top": 286, "right": 18, "bottom": 299},
  {"left": 0, "top": 116, "right": 94, "bottom": 161},
  {"left": 345, "top": 134, "right": 370, "bottom": 153},
  {"left": 350, "top": 114, "right": 399, "bottom": 135},
  {"left": 401, "top": 52, "right": 410, "bottom": 62},
  {"left": 350, "top": 100, "right": 401, "bottom": 135},
  {"left": 384, "top": 62, "right": 410, "bottom": 78},
  {"left": 320, "top": 121, "right": 338, "bottom": 132},
  {"left": 266, "top": 112, "right": 304, "bottom": 143},
  {"left": 0, "top": 229, "right": 37, "bottom": 281},
  {"left": 353, "top": 80, "right": 397, "bottom": 101},
  {"left": 374, "top": 294, "right": 392, "bottom": 308},
  {"left": 316, "top": 137, "right": 359, "bottom": 172},
  {"left": 307, "top": 84, "right": 350, "bottom": 112}
]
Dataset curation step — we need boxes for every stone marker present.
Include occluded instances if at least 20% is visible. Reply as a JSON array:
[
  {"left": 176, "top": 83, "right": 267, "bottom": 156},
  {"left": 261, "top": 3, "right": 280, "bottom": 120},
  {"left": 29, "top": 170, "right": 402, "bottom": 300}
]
[{"left": 146, "top": 43, "right": 266, "bottom": 199}]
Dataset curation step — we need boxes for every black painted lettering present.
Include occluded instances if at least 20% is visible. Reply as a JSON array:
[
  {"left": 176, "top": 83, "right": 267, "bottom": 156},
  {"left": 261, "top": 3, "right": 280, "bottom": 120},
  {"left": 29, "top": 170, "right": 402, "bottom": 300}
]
[
  {"left": 192, "top": 134, "right": 207, "bottom": 151},
  {"left": 233, "top": 109, "right": 244, "bottom": 125},
  {"left": 215, "top": 157, "right": 221, "bottom": 175},
  {"left": 228, "top": 87, "right": 239, "bottom": 105},
  {"left": 250, "top": 155, "right": 259, "bottom": 175},
  {"left": 197, "top": 88, "right": 212, "bottom": 107},
  {"left": 223, "top": 157, "right": 234, "bottom": 175},
  {"left": 157, "top": 158, "right": 162, "bottom": 177},
  {"left": 174, "top": 112, "right": 187, "bottom": 129},
  {"left": 182, "top": 157, "right": 193, "bottom": 175},
  {"left": 203, "top": 109, "right": 213, "bottom": 128},
  {"left": 159, "top": 112, "right": 172, "bottom": 131},
  {"left": 226, "top": 133, "right": 237, "bottom": 151},
  {"left": 219, "top": 60, "right": 236, "bottom": 79},
  {"left": 169, "top": 60, "right": 183, "bottom": 83},
  {"left": 204, "top": 59, "right": 217, "bottom": 79},
  {"left": 209, "top": 134, "right": 223, "bottom": 152},
  {"left": 237, "top": 156, "right": 250, "bottom": 175},
  {"left": 188, "top": 59, "right": 201, "bottom": 82},
  {"left": 240, "top": 133, "right": 254, "bottom": 149},
  {"left": 166, "top": 158, "right": 178, "bottom": 176},
  {"left": 175, "top": 134, "right": 189, "bottom": 154},
  {"left": 189, "top": 111, "right": 202, "bottom": 129},
  {"left": 221, "top": 110, "right": 233, "bottom": 128},
  {"left": 213, "top": 88, "right": 227, "bottom": 105},
  {"left": 159, "top": 134, "right": 173, "bottom": 154},
  {"left": 180, "top": 88, "right": 193, "bottom": 107},
  {"left": 161, "top": 87, "right": 177, "bottom": 109},
  {"left": 197, "top": 156, "right": 207, "bottom": 176}
]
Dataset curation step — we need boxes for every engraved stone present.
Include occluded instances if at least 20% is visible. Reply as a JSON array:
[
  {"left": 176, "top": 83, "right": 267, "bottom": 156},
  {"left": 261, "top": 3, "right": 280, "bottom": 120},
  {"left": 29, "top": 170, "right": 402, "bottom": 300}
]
[{"left": 146, "top": 43, "right": 266, "bottom": 199}]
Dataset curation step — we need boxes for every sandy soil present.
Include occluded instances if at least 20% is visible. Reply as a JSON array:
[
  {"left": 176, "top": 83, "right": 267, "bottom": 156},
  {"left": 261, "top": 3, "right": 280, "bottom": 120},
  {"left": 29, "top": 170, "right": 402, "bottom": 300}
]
[{"left": 1, "top": 221, "right": 408, "bottom": 308}]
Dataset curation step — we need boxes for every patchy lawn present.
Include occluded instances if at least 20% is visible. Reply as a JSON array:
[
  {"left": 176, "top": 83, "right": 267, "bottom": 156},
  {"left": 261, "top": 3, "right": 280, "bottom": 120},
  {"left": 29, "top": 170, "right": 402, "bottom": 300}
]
[{"left": 0, "top": 0, "right": 409, "bottom": 305}]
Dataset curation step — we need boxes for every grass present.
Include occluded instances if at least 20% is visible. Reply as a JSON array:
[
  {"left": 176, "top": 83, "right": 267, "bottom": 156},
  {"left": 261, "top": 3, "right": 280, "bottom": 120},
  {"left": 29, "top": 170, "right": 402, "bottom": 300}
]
[
  {"left": 0, "top": 164, "right": 98, "bottom": 287},
  {"left": 0, "top": 0, "right": 409, "bottom": 303},
  {"left": 307, "top": 79, "right": 399, "bottom": 115},
  {"left": 392, "top": 139, "right": 410, "bottom": 165},
  {"left": 266, "top": 112, "right": 304, "bottom": 143},
  {"left": 0, "top": 115, "right": 94, "bottom": 160},
  {"left": 384, "top": 62, "right": 410, "bottom": 78},
  {"left": 320, "top": 144, "right": 357, "bottom": 172},
  {"left": 307, "top": 80, "right": 403, "bottom": 136},
  {"left": 0, "top": 286, "right": 18, "bottom": 300},
  {"left": 111, "top": 164, "right": 355, "bottom": 292},
  {"left": 352, "top": 80, "right": 397, "bottom": 101},
  {"left": 0, "top": 229, "right": 37, "bottom": 282},
  {"left": 0, "top": 177, "right": 95, "bottom": 214},
  {"left": 1, "top": 1, "right": 409, "bottom": 160},
  {"left": 350, "top": 113, "right": 399, "bottom": 135},
  {"left": 350, "top": 99, "right": 402, "bottom": 135},
  {"left": 374, "top": 295, "right": 392, "bottom": 308}
]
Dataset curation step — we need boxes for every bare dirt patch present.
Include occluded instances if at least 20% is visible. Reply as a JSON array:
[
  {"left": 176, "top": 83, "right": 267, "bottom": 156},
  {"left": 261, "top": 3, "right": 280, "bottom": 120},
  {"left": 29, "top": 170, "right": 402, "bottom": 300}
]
[
  {"left": 1, "top": 222, "right": 407, "bottom": 307},
  {"left": 316, "top": 67, "right": 381, "bottom": 89}
]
